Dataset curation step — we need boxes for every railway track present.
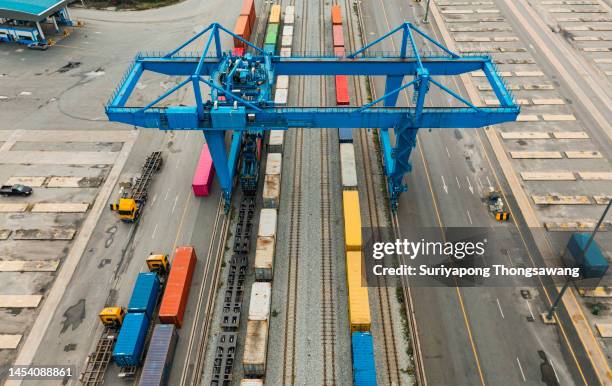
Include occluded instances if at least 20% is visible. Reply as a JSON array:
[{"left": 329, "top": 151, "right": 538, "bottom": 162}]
[
  {"left": 342, "top": 0, "right": 402, "bottom": 384},
  {"left": 178, "top": 196, "right": 230, "bottom": 386},
  {"left": 282, "top": 0, "right": 306, "bottom": 383},
  {"left": 319, "top": 1, "right": 338, "bottom": 384}
]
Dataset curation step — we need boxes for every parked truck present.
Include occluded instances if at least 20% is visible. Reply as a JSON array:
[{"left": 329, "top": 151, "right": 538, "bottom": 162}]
[{"left": 0, "top": 184, "right": 32, "bottom": 197}]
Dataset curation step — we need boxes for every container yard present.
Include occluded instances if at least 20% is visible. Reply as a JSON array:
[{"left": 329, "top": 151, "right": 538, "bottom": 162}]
[{"left": 0, "top": 0, "right": 610, "bottom": 385}]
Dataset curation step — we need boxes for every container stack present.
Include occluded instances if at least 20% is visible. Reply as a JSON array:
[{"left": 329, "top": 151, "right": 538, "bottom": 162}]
[
  {"left": 332, "top": 4, "right": 349, "bottom": 106},
  {"left": 264, "top": 4, "right": 281, "bottom": 53},
  {"left": 234, "top": 0, "right": 256, "bottom": 50},
  {"left": 280, "top": 6, "right": 294, "bottom": 57},
  {"left": 243, "top": 210, "right": 277, "bottom": 377}
]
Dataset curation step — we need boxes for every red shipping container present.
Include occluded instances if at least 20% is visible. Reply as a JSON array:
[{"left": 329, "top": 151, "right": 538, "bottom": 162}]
[
  {"left": 234, "top": 15, "right": 251, "bottom": 48},
  {"left": 336, "top": 75, "right": 350, "bottom": 105},
  {"left": 233, "top": 47, "right": 245, "bottom": 56},
  {"left": 334, "top": 46, "right": 345, "bottom": 57},
  {"left": 240, "top": 0, "right": 256, "bottom": 30},
  {"left": 333, "top": 25, "right": 345, "bottom": 47},
  {"left": 192, "top": 144, "right": 215, "bottom": 196},
  {"left": 159, "top": 247, "right": 197, "bottom": 327},
  {"left": 331, "top": 5, "right": 342, "bottom": 25}
]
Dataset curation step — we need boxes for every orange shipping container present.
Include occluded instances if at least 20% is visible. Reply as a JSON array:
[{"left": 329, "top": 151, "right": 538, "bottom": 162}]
[
  {"left": 234, "top": 15, "right": 252, "bottom": 48},
  {"left": 159, "top": 246, "right": 197, "bottom": 327},
  {"left": 240, "top": 0, "right": 256, "bottom": 31},
  {"left": 331, "top": 5, "right": 342, "bottom": 25},
  {"left": 269, "top": 4, "right": 281, "bottom": 24}
]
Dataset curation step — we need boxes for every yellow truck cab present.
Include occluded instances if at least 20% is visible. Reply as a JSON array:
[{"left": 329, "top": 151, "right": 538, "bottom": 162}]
[
  {"left": 146, "top": 254, "right": 170, "bottom": 276},
  {"left": 98, "top": 307, "right": 126, "bottom": 328},
  {"left": 117, "top": 198, "right": 137, "bottom": 221}
]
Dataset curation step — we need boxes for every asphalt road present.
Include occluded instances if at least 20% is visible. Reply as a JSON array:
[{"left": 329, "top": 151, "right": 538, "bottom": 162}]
[
  {"left": 0, "top": 1, "right": 240, "bottom": 385},
  {"left": 358, "top": 0, "right": 599, "bottom": 384}
]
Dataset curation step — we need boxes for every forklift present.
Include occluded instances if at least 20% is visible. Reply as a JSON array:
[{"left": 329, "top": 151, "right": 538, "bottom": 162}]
[{"left": 486, "top": 190, "right": 510, "bottom": 221}]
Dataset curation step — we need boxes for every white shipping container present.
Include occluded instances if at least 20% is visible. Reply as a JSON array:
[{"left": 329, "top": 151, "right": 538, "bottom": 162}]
[
  {"left": 283, "top": 25, "right": 294, "bottom": 37},
  {"left": 340, "top": 143, "right": 358, "bottom": 188},
  {"left": 285, "top": 5, "right": 295, "bottom": 15},
  {"left": 243, "top": 320, "right": 269, "bottom": 377},
  {"left": 240, "top": 380, "right": 263, "bottom": 386},
  {"left": 281, "top": 35, "right": 293, "bottom": 47},
  {"left": 255, "top": 236, "right": 275, "bottom": 281},
  {"left": 248, "top": 282, "right": 272, "bottom": 321},
  {"left": 284, "top": 13, "right": 295, "bottom": 25},
  {"left": 274, "top": 88, "right": 288, "bottom": 105},
  {"left": 263, "top": 174, "right": 281, "bottom": 209},
  {"left": 258, "top": 208, "right": 277, "bottom": 238},
  {"left": 280, "top": 47, "right": 292, "bottom": 57},
  {"left": 266, "top": 153, "right": 282, "bottom": 175},
  {"left": 276, "top": 75, "right": 289, "bottom": 89},
  {"left": 268, "top": 130, "right": 284, "bottom": 153}
]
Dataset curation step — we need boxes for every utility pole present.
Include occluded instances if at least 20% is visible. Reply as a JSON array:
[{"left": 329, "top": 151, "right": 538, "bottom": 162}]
[
  {"left": 546, "top": 199, "right": 611, "bottom": 321},
  {"left": 423, "top": 0, "right": 432, "bottom": 24}
]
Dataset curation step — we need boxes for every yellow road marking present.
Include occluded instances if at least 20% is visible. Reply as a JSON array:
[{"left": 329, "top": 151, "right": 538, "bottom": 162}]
[{"left": 373, "top": 0, "right": 488, "bottom": 381}]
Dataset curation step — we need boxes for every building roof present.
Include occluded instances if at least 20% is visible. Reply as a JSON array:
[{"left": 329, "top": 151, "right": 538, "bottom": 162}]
[{"left": 0, "top": 0, "right": 68, "bottom": 22}]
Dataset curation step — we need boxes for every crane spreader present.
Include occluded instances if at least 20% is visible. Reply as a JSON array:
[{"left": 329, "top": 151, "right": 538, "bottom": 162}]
[{"left": 105, "top": 22, "right": 519, "bottom": 210}]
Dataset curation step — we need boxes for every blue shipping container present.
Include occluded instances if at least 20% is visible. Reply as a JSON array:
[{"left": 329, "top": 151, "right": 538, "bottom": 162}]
[
  {"left": 139, "top": 324, "right": 178, "bottom": 386},
  {"left": 113, "top": 313, "right": 150, "bottom": 367},
  {"left": 352, "top": 332, "right": 377, "bottom": 386},
  {"left": 128, "top": 272, "right": 160, "bottom": 318},
  {"left": 567, "top": 233, "right": 609, "bottom": 279},
  {"left": 339, "top": 128, "right": 353, "bottom": 143}
]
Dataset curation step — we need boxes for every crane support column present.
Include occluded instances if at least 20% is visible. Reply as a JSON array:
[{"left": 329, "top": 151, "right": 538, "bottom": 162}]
[
  {"left": 203, "top": 130, "right": 241, "bottom": 209},
  {"left": 380, "top": 75, "right": 403, "bottom": 177}
]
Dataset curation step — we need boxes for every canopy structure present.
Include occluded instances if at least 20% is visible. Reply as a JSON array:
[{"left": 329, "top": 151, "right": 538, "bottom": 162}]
[{"left": 0, "top": 0, "right": 69, "bottom": 22}]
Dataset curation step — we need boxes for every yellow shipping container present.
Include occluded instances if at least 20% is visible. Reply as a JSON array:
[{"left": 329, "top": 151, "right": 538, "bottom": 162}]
[
  {"left": 346, "top": 251, "right": 371, "bottom": 332},
  {"left": 343, "top": 191, "right": 362, "bottom": 251},
  {"left": 269, "top": 5, "right": 281, "bottom": 24}
]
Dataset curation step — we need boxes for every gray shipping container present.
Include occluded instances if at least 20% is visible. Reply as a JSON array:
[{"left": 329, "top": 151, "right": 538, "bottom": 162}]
[
  {"left": 263, "top": 174, "right": 281, "bottom": 209},
  {"left": 258, "top": 209, "right": 277, "bottom": 238},
  {"left": 255, "top": 236, "right": 275, "bottom": 281},
  {"left": 268, "top": 131, "right": 284, "bottom": 153},
  {"left": 138, "top": 324, "right": 178, "bottom": 386},
  {"left": 243, "top": 320, "right": 269, "bottom": 377},
  {"left": 340, "top": 143, "right": 358, "bottom": 189}
]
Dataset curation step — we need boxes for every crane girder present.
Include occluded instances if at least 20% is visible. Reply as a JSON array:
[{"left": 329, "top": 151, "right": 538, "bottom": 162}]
[{"left": 105, "top": 22, "right": 519, "bottom": 210}]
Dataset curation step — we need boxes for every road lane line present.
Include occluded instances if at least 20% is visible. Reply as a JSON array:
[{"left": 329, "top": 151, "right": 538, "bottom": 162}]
[
  {"left": 171, "top": 195, "right": 179, "bottom": 214},
  {"left": 550, "top": 359, "right": 561, "bottom": 384},
  {"left": 525, "top": 299, "right": 535, "bottom": 320},
  {"left": 496, "top": 298, "right": 505, "bottom": 319},
  {"left": 517, "top": 357, "right": 526, "bottom": 382},
  {"left": 466, "top": 176, "right": 474, "bottom": 194},
  {"left": 164, "top": 188, "right": 170, "bottom": 201},
  {"left": 441, "top": 175, "right": 448, "bottom": 193},
  {"left": 467, "top": 209, "right": 473, "bottom": 225},
  {"left": 152, "top": 224, "right": 158, "bottom": 239},
  {"left": 152, "top": 193, "right": 157, "bottom": 205},
  {"left": 456, "top": 176, "right": 461, "bottom": 189},
  {"left": 486, "top": 176, "right": 493, "bottom": 191},
  {"left": 446, "top": 145, "right": 451, "bottom": 158}
]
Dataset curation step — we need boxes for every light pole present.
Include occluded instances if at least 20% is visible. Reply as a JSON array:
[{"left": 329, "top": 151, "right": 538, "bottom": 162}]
[
  {"left": 546, "top": 199, "right": 611, "bottom": 321},
  {"left": 423, "top": 0, "right": 432, "bottom": 24}
]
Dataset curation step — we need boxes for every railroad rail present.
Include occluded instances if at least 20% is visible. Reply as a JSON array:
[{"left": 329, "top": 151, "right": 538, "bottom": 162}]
[
  {"left": 178, "top": 196, "right": 230, "bottom": 386},
  {"left": 319, "top": 1, "right": 338, "bottom": 384},
  {"left": 342, "top": 0, "right": 404, "bottom": 384},
  {"left": 347, "top": 0, "right": 428, "bottom": 384},
  {"left": 282, "top": 0, "right": 306, "bottom": 383}
]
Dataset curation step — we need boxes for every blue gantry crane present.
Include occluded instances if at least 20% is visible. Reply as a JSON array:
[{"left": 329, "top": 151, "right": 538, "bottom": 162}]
[{"left": 105, "top": 22, "right": 519, "bottom": 210}]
